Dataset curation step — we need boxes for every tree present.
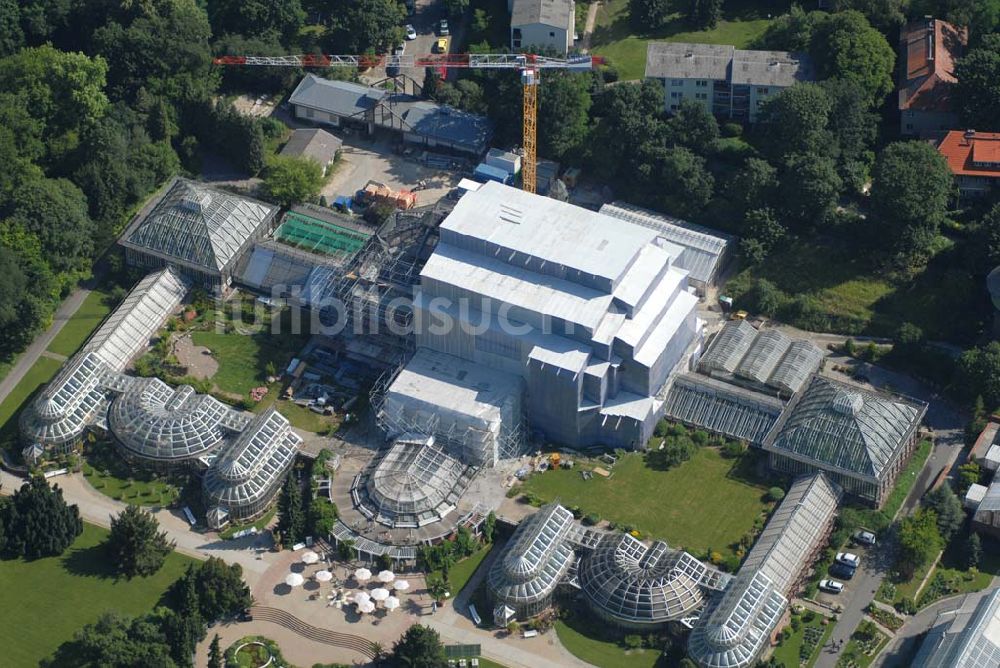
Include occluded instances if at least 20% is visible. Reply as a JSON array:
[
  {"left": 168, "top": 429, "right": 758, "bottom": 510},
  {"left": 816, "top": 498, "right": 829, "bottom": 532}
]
[
  {"left": 954, "top": 34, "right": 1000, "bottom": 131},
  {"left": 778, "top": 153, "right": 842, "bottom": 228},
  {"left": 483, "top": 511, "right": 496, "bottom": 543},
  {"left": 443, "top": 0, "right": 470, "bottom": 19},
  {"left": 263, "top": 155, "right": 326, "bottom": 207},
  {"left": 307, "top": 497, "right": 338, "bottom": 538},
  {"left": 895, "top": 509, "right": 944, "bottom": 580},
  {"left": 538, "top": 71, "right": 592, "bottom": 161},
  {"left": 821, "top": 78, "right": 878, "bottom": 192},
  {"left": 0, "top": 45, "right": 107, "bottom": 158},
  {"left": 325, "top": 0, "right": 406, "bottom": 54},
  {"left": 966, "top": 532, "right": 983, "bottom": 569},
  {"left": 391, "top": 624, "right": 448, "bottom": 668},
  {"left": 208, "top": 634, "right": 222, "bottom": 668},
  {"left": 3, "top": 476, "right": 82, "bottom": 559},
  {"left": 810, "top": 11, "right": 896, "bottom": 107},
  {"left": 43, "top": 612, "right": 178, "bottom": 668},
  {"left": 826, "top": 0, "right": 905, "bottom": 33},
  {"left": 729, "top": 158, "right": 778, "bottom": 212},
  {"left": 206, "top": 0, "right": 305, "bottom": 46},
  {"left": 0, "top": 0, "right": 23, "bottom": 57},
  {"left": 956, "top": 460, "right": 982, "bottom": 495},
  {"left": 758, "top": 5, "right": 821, "bottom": 52},
  {"left": 629, "top": 0, "right": 672, "bottom": 30},
  {"left": 684, "top": 0, "right": 722, "bottom": 29},
  {"left": 757, "top": 83, "right": 834, "bottom": 161},
  {"left": 870, "top": 141, "right": 954, "bottom": 266},
  {"left": 667, "top": 98, "right": 719, "bottom": 153},
  {"left": 956, "top": 343, "right": 1000, "bottom": 408},
  {"left": 924, "top": 485, "right": 964, "bottom": 542},
  {"left": 657, "top": 146, "right": 714, "bottom": 217},
  {"left": 168, "top": 558, "right": 251, "bottom": 623},
  {"left": 740, "top": 208, "right": 786, "bottom": 264},
  {"left": 106, "top": 504, "right": 174, "bottom": 578},
  {"left": 277, "top": 472, "right": 305, "bottom": 546},
  {"left": 978, "top": 204, "right": 1000, "bottom": 270},
  {"left": 6, "top": 176, "right": 95, "bottom": 273}
]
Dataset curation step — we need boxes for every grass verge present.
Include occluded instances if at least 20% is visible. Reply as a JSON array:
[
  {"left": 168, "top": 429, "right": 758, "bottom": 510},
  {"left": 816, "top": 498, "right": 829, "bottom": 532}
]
[
  {"left": 0, "top": 356, "right": 65, "bottom": 450},
  {"left": 554, "top": 613, "right": 661, "bottom": 668},
  {"left": 0, "top": 522, "right": 197, "bottom": 667},
  {"left": 46, "top": 290, "right": 112, "bottom": 358}
]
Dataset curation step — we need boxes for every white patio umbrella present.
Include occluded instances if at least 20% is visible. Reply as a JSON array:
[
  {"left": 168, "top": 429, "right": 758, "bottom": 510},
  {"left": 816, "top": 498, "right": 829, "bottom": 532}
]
[
  {"left": 370, "top": 587, "right": 390, "bottom": 602},
  {"left": 358, "top": 600, "right": 376, "bottom": 614},
  {"left": 352, "top": 591, "right": 371, "bottom": 605},
  {"left": 301, "top": 550, "right": 319, "bottom": 565},
  {"left": 384, "top": 596, "right": 400, "bottom": 612},
  {"left": 285, "top": 572, "right": 305, "bottom": 587},
  {"left": 377, "top": 570, "right": 395, "bottom": 584},
  {"left": 392, "top": 579, "right": 410, "bottom": 592},
  {"left": 315, "top": 569, "right": 333, "bottom": 583},
  {"left": 354, "top": 567, "right": 372, "bottom": 583}
]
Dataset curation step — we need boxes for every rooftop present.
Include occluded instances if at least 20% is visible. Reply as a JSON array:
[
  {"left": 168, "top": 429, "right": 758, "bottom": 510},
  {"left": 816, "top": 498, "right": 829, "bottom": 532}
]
[
  {"left": 279, "top": 128, "right": 343, "bottom": 164},
  {"left": 288, "top": 74, "right": 386, "bottom": 117},
  {"left": 397, "top": 99, "right": 493, "bottom": 153},
  {"left": 899, "top": 19, "right": 966, "bottom": 112},
  {"left": 645, "top": 42, "right": 812, "bottom": 88},
  {"left": 764, "top": 375, "right": 927, "bottom": 481},
  {"left": 511, "top": 0, "right": 574, "bottom": 29},
  {"left": 938, "top": 131, "right": 1000, "bottom": 178},
  {"left": 913, "top": 588, "right": 1000, "bottom": 668},
  {"left": 120, "top": 177, "right": 278, "bottom": 273}
]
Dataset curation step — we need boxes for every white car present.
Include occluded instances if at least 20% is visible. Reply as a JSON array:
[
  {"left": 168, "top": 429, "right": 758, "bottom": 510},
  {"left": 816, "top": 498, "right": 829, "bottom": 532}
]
[
  {"left": 855, "top": 530, "right": 877, "bottom": 546},
  {"left": 836, "top": 552, "right": 861, "bottom": 568},
  {"left": 439, "top": 18, "right": 449, "bottom": 36},
  {"left": 405, "top": 24, "right": 417, "bottom": 40},
  {"left": 819, "top": 579, "right": 844, "bottom": 594}
]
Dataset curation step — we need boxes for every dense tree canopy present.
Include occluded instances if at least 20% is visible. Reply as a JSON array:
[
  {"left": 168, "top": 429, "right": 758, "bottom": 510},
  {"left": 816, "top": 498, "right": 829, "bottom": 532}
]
[
  {"left": 207, "top": 0, "right": 305, "bottom": 46},
  {"left": 277, "top": 472, "right": 305, "bottom": 546},
  {"left": 956, "top": 342, "right": 1000, "bottom": 408},
  {"left": 954, "top": 34, "right": 1000, "bottom": 131},
  {"left": 629, "top": 0, "right": 672, "bottom": 30},
  {"left": 263, "top": 155, "right": 326, "bottom": 207},
  {"left": 2, "top": 476, "right": 82, "bottom": 559},
  {"left": 324, "top": 0, "right": 405, "bottom": 54},
  {"left": 896, "top": 509, "right": 943, "bottom": 579},
  {"left": 810, "top": 11, "right": 895, "bottom": 107},
  {"left": 6, "top": 177, "right": 94, "bottom": 273},
  {"left": 43, "top": 612, "right": 178, "bottom": 668},
  {"left": 870, "top": 141, "right": 954, "bottom": 266},
  {"left": 757, "top": 84, "right": 834, "bottom": 161},
  {"left": 924, "top": 484, "right": 965, "bottom": 542},
  {"left": 538, "top": 72, "right": 593, "bottom": 161},
  {"left": 106, "top": 505, "right": 174, "bottom": 578}
]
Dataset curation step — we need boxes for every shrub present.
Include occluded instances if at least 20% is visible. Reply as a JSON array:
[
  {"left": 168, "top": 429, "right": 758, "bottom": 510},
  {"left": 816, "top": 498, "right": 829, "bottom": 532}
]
[
  {"left": 583, "top": 512, "right": 601, "bottom": 526},
  {"left": 624, "top": 635, "right": 643, "bottom": 650},
  {"left": 721, "top": 122, "right": 743, "bottom": 137},
  {"left": 722, "top": 440, "right": 746, "bottom": 458},
  {"left": 767, "top": 487, "right": 786, "bottom": 502}
]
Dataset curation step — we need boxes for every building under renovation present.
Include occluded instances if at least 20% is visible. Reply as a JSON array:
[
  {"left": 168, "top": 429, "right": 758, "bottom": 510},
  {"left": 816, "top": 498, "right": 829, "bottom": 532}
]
[
  {"left": 379, "top": 181, "right": 707, "bottom": 451},
  {"left": 687, "top": 473, "right": 841, "bottom": 668}
]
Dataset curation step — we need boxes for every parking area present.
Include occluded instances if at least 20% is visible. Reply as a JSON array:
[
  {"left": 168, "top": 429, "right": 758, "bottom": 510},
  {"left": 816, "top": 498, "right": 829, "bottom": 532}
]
[
  {"left": 322, "top": 133, "right": 460, "bottom": 207},
  {"left": 359, "top": 0, "right": 453, "bottom": 85},
  {"left": 814, "top": 543, "right": 880, "bottom": 608}
]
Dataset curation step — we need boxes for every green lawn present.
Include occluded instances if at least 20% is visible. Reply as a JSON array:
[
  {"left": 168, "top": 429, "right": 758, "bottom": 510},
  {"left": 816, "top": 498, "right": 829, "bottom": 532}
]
[
  {"left": 430, "top": 545, "right": 493, "bottom": 600},
  {"left": 254, "top": 392, "right": 339, "bottom": 434},
  {"left": 916, "top": 534, "right": 1000, "bottom": 608},
  {"left": 0, "top": 356, "right": 65, "bottom": 448},
  {"left": 522, "top": 447, "right": 770, "bottom": 557},
  {"left": 191, "top": 321, "right": 307, "bottom": 398},
  {"left": 220, "top": 506, "right": 277, "bottom": 539},
  {"left": 46, "top": 290, "right": 112, "bottom": 358},
  {"left": 81, "top": 440, "right": 181, "bottom": 506},
  {"left": 0, "top": 522, "right": 197, "bottom": 667},
  {"left": 555, "top": 616, "right": 662, "bottom": 668},
  {"left": 591, "top": 0, "right": 777, "bottom": 80},
  {"left": 772, "top": 611, "right": 834, "bottom": 668}
]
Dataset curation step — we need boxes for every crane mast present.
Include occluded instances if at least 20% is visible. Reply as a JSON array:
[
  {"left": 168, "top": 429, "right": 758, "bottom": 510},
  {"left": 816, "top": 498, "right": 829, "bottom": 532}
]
[{"left": 212, "top": 53, "right": 602, "bottom": 195}]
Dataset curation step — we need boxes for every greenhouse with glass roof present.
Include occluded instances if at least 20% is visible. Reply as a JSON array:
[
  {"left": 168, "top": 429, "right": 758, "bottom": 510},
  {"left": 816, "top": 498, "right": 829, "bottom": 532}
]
[
  {"left": 119, "top": 177, "right": 279, "bottom": 291},
  {"left": 578, "top": 534, "right": 730, "bottom": 629},
  {"left": 487, "top": 504, "right": 577, "bottom": 623},
  {"left": 351, "top": 435, "right": 477, "bottom": 529},
  {"left": 108, "top": 378, "right": 250, "bottom": 469},
  {"left": 763, "top": 375, "right": 926, "bottom": 506},
  {"left": 687, "top": 473, "right": 841, "bottom": 668},
  {"left": 202, "top": 407, "right": 302, "bottom": 529}
]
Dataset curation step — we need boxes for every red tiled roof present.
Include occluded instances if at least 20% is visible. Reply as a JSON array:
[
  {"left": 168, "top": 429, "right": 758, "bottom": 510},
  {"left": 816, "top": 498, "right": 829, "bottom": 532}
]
[
  {"left": 898, "top": 19, "right": 967, "bottom": 112},
  {"left": 938, "top": 131, "right": 1000, "bottom": 178}
]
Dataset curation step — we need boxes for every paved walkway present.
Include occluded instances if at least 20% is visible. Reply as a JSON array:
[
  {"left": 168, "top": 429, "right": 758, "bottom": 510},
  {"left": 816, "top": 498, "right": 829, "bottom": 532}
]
[
  {"left": 0, "top": 285, "right": 92, "bottom": 406},
  {"left": 580, "top": 1, "right": 601, "bottom": 53}
]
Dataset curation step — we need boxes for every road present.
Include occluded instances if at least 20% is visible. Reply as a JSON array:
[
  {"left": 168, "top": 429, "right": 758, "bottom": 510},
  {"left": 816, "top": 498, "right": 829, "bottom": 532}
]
[
  {"left": 0, "top": 284, "right": 93, "bottom": 408},
  {"left": 809, "top": 353, "right": 968, "bottom": 668}
]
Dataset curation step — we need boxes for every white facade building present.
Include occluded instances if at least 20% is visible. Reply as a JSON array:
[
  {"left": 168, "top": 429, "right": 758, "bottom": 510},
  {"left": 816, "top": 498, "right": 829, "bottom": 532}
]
[{"left": 509, "top": 0, "right": 575, "bottom": 55}]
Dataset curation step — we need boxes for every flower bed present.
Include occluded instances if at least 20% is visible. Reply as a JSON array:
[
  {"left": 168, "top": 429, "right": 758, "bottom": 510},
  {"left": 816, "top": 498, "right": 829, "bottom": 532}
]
[{"left": 865, "top": 604, "right": 904, "bottom": 631}]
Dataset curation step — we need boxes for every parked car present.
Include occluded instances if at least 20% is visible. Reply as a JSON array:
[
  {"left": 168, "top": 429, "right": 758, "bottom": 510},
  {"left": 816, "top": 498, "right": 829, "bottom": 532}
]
[
  {"left": 405, "top": 24, "right": 417, "bottom": 40},
  {"left": 434, "top": 37, "right": 449, "bottom": 53},
  {"left": 836, "top": 552, "right": 861, "bottom": 568},
  {"left": 387, "top": 43, "right": 404, "bottom": 75},
  {"left": 438, "top": 18, "right": 449, "bottom": 35},
  {"left": 819, "top": 579, "right": 844, "bottom": 594},
  {"left": 829, "top": 562, "right": 856, "bottom": 580},
  {"left": 854, "top": 530, "right": 877, "bottom": 546}
]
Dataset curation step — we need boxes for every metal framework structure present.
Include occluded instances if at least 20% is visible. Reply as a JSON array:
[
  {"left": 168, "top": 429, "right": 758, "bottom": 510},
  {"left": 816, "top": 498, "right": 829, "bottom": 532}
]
[{"left": 212, "top": 53, "right": 603, "bottom": 195}]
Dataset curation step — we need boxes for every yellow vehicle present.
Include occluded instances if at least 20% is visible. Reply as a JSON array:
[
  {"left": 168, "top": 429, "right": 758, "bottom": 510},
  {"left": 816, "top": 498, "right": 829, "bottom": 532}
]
[
  {"left": 731, "top": 310, "right": 749, "bottom": 321},
  {"left": 434, "top": 37, "right": 449, "bottom": 53}
]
